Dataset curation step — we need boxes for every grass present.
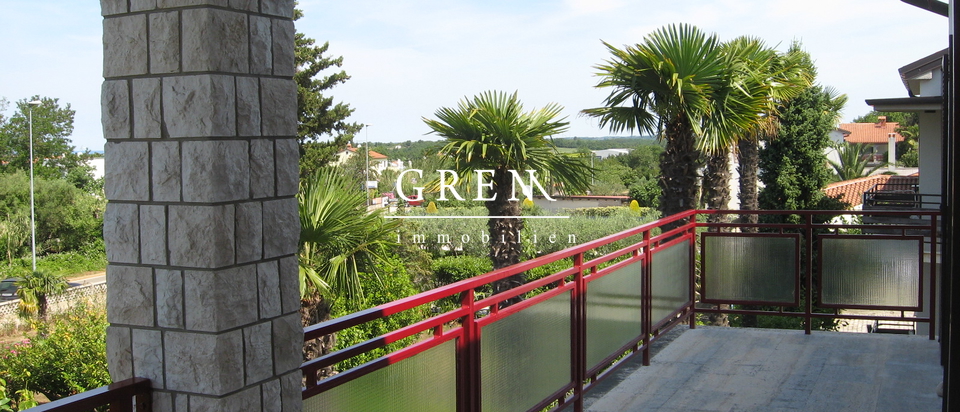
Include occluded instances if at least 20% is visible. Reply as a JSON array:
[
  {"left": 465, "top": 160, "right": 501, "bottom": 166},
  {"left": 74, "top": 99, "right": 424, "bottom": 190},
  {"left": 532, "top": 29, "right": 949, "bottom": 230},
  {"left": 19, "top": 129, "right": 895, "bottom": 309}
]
[{"left": 0, "top": 247, "right": 106, "bottom": 280}]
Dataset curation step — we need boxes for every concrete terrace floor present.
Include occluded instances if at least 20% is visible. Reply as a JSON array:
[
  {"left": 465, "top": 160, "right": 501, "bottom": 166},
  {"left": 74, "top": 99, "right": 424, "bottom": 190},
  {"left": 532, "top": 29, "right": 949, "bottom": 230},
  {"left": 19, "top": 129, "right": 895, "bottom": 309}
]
[{"left": 584, "top": 326, "right": 942, "bottom": 412}]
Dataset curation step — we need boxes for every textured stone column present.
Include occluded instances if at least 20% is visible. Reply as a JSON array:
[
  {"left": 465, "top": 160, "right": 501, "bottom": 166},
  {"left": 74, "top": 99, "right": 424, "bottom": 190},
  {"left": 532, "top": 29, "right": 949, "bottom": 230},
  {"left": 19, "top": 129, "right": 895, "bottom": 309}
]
[{"left": 101, "top": 1, "right": 302, "bottom": 411}]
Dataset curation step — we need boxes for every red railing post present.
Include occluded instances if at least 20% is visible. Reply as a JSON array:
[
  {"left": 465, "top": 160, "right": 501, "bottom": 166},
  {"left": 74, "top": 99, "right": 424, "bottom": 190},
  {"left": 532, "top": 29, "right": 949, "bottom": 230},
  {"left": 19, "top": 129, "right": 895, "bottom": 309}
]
[
  {"left": 689, "top": 215, "right": 697, "bottom": 329},
  {"left": 572, "top": 252, "right": 586, "bottom": 412},
  {"left": 930, "top": 214, "right": 939, "bottom": 340},
  {"left": 642, "top": 228, "right": 652, "bottom": 366},
  {"left": 458, "top": 289, "right": 481, "bottom": 412},
  {"left": 805, "top": 214, "right": 814, "bottom": 335}
]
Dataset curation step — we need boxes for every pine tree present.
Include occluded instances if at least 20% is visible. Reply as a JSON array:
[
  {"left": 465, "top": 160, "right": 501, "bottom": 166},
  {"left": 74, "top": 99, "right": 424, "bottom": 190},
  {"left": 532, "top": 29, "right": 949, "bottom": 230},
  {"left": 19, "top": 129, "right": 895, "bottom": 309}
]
[{"left": 294, "top": 9, "right": 363, "bottom": 176}]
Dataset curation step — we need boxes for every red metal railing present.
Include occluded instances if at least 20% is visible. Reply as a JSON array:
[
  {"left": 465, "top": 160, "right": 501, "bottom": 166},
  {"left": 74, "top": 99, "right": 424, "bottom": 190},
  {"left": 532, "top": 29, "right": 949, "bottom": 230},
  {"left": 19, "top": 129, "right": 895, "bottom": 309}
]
[
  {"left": 301, "top": 209, "right": 939, "bottom": 411},
  {"left": 24, "top": 377, "right": 152, "bottom": 412},
  {"left": 697, "top": 209, "right": 938, "bottom": 339}
]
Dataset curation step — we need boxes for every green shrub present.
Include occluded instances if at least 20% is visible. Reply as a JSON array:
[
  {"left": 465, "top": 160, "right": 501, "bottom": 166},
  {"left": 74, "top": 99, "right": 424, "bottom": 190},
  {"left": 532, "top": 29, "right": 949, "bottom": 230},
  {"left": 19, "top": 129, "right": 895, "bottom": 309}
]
[
  {"left": 0, "top": 241, "right": 105, "bottom": 280},
  {"left": 431, "top": 256, "right": 492, "bottom": 286},
  {"left": 0, "top": 301, "right": 109, "bottom": 404},
  {"left": 329, "top": 258, "right": 428, "bottom": 371}
]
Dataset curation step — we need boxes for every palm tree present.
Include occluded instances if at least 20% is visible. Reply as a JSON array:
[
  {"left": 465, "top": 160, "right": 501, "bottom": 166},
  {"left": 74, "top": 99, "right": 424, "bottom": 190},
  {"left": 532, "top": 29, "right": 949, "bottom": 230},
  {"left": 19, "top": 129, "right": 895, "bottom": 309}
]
[
  {"left": 298, "top": 167, "right": 400, "bottom": 363},
  {"left": 829, "top": 142, "right": 885, "bottom": 181},
  {"left": 423, "top": 91, "right": 591, "bottom": 304},
  {"left": 16, "top": 270, "right": 67, "bottom": 323},
  {"left": 584, "top": 24, "right": 751, "bottom": 224},
  {"left": 735, "top": 42, "right": 815, "bottom": 227}
]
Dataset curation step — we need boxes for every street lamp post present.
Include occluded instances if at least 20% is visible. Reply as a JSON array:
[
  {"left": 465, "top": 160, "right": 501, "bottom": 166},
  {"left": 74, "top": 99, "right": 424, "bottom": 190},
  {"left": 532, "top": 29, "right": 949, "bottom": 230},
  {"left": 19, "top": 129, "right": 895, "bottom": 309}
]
[
  {"left": 27, "top": 99, "right": 41, "bottom": 272},
  {"left": 365, "top": 125, "right": 371, "bottom": 206}
]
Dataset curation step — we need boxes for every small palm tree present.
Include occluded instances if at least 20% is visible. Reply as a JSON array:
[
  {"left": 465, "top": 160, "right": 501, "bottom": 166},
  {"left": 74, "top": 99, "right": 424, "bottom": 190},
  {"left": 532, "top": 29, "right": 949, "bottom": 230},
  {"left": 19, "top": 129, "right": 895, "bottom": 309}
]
[
  {"left": 829, "top": 142, "right": 885, "bottom": 181},
  {"left": 16, "top": 270, "right": 67, "bottom": 323},
  {"left": 298, "top": 167, "right": 399, "bottom": 302},
  {"left": 423, "top": 91, "right": 592, "bottom": 303},
  {"left": 298, "top": 167, "right": 400, "bottom": 367}
]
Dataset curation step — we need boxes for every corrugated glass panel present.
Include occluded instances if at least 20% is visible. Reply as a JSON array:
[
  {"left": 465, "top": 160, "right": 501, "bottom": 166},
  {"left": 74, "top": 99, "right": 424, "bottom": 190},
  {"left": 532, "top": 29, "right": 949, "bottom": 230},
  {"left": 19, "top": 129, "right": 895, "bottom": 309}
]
[
  {"left": 586, "top": 261, "right": 643, "bottom": 370},
  {"left": 651, "top": 240, "right": 691, "bottom": 324},
  {"left": 481, "top": 292, "right": 571, "bottom": 412},
  {"left": 821, "top": 237, "right": 921, "bottom": 307},
  {"left": 703, "top": 235, "right": 796, "bottom": 303},
  {"left": 304, "top": 339, "right": 457, "bottom": 412}
]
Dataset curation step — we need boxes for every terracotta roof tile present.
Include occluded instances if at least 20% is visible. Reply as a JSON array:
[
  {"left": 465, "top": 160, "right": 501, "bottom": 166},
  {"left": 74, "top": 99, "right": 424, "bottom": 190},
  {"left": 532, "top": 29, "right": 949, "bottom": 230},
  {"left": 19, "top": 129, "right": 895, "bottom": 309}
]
[
  {"left": 823, "top": 174, "right": 918, "bottom": 208},
  {"left": 824, "top": 175, "right": 893, "bottom": 207},
  {"left": 837, "top": 122, "right": 904, "bottom": 144}
]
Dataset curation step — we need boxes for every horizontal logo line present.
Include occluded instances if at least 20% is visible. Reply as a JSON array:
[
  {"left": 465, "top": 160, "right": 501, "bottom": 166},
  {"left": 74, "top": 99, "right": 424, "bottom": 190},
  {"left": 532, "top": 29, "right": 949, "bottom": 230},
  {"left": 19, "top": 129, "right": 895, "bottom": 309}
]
[{"left": 385, "top": 216, "right": 570, "bottom": 219}]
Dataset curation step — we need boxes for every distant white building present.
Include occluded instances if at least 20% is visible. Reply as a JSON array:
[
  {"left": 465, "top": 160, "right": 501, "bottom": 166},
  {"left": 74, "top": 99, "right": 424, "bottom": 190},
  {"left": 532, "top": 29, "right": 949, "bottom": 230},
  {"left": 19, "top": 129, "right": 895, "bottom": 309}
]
[
  {"left": 591, "top": 148, "right": 632, "bottom": 160},
  {"left": 87, "top": 157, "right": 105, "bottom": 179}
]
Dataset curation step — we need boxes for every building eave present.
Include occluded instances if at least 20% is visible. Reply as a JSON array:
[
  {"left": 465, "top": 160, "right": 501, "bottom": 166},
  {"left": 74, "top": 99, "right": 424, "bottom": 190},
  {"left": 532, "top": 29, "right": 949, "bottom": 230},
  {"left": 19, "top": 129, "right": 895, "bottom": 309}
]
[{"left": 865, "top": 96, "right": 943, "bottom": 112}]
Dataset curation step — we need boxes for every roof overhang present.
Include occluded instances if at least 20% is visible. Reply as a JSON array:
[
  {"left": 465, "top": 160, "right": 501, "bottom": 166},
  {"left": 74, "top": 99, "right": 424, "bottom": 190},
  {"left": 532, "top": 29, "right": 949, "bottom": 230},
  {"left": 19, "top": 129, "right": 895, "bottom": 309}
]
[
  {"left": 901, "top": 0, "right": 949, "bottom": 17},
  {"left": 898, "top": 48, "right": 948, "bottom": 95},
  {"left": 865, "top": 95, "right": 942, "bottom": 112}
]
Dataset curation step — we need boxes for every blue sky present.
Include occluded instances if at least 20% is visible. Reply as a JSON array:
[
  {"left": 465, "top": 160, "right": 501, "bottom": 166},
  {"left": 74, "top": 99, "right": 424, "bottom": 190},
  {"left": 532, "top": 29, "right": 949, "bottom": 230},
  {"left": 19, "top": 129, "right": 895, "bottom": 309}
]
[{"left": 0, "top": 0, "right": 948, "bottom": 152}]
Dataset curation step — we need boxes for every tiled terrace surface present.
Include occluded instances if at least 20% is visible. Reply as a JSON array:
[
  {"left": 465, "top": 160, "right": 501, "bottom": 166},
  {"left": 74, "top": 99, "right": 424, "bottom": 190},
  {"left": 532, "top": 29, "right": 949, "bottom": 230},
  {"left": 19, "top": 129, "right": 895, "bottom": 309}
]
[{"left": 585, "top": 326, "right": 941, "bottom": 412}]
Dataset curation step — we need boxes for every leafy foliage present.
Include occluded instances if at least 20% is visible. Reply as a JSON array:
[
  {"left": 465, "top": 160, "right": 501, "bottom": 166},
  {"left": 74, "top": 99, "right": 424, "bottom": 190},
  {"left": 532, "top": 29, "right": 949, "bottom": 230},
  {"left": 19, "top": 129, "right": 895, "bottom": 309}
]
[
  {"left": 0, "top": 242, "right": 105, "bottom": 281},
  {"left": 328, "top": 258, "right": 427, "bottom": 371},
  {"left": 759, "top": 86, "right": 850, "bottom": 216},
  {"left": 0, "top": 97, "right": 95, "bottom": 190},
  {"left": 828, "top": 142, "right": 884, "bottom": 181},
  {"left": 432, "top": 255, "right": 492, "bottom": 286},
  {"left": 293, "top": 8, "right": 363, "bottom": 172},
  {"left": 298, "top": 167, "right": 400, "bottom": 300},
  {"left": 0, "top": 302, "right": 109, "bottom": 405},
  {"left": 16, "top": 271, "right": 68, "bottom": 322},
  {"left": 0, "top": 172, "right": 104, "bottom": 260},
  {"left": 584, "top": 24, "right": 772, "bottom": 220}
]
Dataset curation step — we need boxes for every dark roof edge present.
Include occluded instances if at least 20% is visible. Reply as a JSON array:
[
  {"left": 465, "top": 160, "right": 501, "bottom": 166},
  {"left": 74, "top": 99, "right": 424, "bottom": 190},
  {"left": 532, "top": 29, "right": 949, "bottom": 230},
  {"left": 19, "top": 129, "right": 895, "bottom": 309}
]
[
  {"left": 900, "top": 0, "right": 949, "bottom": 17},
  {"left": 865, "top": 95, "right": 943, "bottom": 110},
  {"left": 899, "top": 49, "right": 949, "bottom": 95}
]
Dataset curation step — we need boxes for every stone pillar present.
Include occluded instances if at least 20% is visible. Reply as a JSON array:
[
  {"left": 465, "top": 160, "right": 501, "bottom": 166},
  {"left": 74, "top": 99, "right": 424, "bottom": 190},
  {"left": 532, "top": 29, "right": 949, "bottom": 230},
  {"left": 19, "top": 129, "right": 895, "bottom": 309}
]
[{"left": 100, "top": 1, "right": 302, "bottom": 411}]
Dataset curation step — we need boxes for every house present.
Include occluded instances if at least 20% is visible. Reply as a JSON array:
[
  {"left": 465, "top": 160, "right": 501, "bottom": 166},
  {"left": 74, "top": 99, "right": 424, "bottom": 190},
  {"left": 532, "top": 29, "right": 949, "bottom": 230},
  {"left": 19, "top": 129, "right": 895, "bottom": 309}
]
[
  {"left": 332, "top": 143, "right": 395, "bottom": 173},
  {"left": 866, "top": 48, "right": 947, "bottom": 197},
  {"left": 834, "top": 118, "right": 904, "bottom": 163}
]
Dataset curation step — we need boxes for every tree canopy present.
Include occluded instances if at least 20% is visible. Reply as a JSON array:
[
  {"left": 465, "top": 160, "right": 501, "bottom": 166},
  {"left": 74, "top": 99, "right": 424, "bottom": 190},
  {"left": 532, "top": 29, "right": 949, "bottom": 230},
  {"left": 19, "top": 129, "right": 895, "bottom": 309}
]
[
  {"left": 0, "top": 97, "right": 94, "bottom": 189},
  {"left": 294, "top": 9, "right": 364, "bottom": 174},
  {"left": 759, "top": 86, "right": 849, "bottom": 215}
]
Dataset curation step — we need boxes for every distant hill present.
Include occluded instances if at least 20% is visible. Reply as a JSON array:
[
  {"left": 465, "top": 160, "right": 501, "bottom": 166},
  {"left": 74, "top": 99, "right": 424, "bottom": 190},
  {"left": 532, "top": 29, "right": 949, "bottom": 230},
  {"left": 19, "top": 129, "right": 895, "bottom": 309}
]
[
  {"left": 551, "top": 135, "right": 659, "bottom": 150},
  {"left": 364, "top": 135, "right": 659, "bottom": 160}
]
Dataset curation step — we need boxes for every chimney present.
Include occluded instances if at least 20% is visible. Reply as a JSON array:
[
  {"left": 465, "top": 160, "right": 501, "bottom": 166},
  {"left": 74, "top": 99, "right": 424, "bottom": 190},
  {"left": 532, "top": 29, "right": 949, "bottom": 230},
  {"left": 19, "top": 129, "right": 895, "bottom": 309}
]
[{"left": 878, "top": 115, "right": 887, "bottom": 127}]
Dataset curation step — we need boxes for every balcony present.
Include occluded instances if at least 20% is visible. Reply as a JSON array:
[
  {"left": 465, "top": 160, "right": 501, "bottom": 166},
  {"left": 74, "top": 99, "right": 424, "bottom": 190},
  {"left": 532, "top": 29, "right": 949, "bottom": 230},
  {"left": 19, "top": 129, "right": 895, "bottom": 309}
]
[
  {"left": 32, "top": 209, "right": 941, "bottom": 411},
  {"left": 300, "top": 209, "right": 941, "bottom": 412}
]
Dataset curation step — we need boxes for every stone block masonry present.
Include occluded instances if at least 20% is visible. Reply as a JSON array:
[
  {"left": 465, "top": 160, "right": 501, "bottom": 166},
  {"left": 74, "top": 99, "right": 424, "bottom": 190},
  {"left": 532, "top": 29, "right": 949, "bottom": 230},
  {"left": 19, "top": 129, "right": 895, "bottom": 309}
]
[{"left": 101, "top": 1, "right": 302, "bottom": 411}]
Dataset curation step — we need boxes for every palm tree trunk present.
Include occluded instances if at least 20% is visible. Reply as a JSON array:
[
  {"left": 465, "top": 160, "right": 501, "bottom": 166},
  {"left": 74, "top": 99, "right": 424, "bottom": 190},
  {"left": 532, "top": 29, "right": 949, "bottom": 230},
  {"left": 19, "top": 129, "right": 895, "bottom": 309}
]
[
  {"left": 659, "top": 117, "right": 701, "bottom": 229},
  {"left": 703, "top": 147, "right": 732, "bottom": 223},
  {"left": 738, "top": 138, "right": 760, "bottom": 232},
  {"left": 38, "top": 295, "right": 48, "bottom": 323},
  {"left": 737, "top": 138, "right": 761, "bottom": 327},
  {"left": 301, "top": 294, "right": 336, "bottom": 378},
  {"left": 488, "top": 168, "right": 524, "bottom": 307}
]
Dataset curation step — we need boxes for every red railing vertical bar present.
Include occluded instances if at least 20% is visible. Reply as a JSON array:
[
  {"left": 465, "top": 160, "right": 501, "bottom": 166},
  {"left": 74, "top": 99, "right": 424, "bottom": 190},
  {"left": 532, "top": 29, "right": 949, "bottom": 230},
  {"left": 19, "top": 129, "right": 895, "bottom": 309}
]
[
  {"left": 688, "top": 216, "right": 697, "bottom": 330},
  {"left": 458, "top": 289, "right": 481, "bottom": 412},
  {"left": 572, "top": 252, "right": 586, "bottom": 412},
  {"left": 804, "top": 214, "right": 813, "bottom": 335},
  {"left": 641, "top": 228, "right": 652, "bottom": 366},
  {"left": 930, "top": 214, "right": 939, "bottom": 340}
]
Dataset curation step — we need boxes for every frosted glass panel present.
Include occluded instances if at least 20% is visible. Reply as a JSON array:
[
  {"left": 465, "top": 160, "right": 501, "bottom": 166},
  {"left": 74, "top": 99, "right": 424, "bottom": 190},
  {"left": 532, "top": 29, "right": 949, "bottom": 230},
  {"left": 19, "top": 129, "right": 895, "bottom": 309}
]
[
  {"left": 305, "top": 339, "right": 457, "bottom": 412},
  {"left": 821, "top": 237, "right": 920, "bottom": 307},
  {"left": 703, "top": 235, "right": 796, "bottom": 304},
  {"left": 651, "top": 240, "right": 691, "bottom": 324},
  {"left": 586, "top": 262, "right": 643, "bottom": 370},
  {"left": 481, "top": 292, "right": 571, "bottom": 412}
]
